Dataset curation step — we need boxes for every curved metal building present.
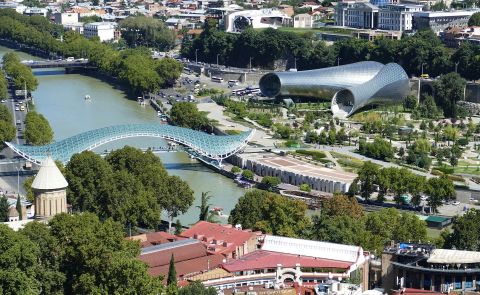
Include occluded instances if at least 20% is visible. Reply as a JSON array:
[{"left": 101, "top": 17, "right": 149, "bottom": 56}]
[{"left": 259, "top": 61, "right": 410, "bottom": 118}]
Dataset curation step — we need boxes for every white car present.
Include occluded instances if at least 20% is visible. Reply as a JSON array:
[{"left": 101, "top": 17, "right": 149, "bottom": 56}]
[
  {"left": 452, "top": 201, "right": 460, "bottom": 206},
  {"left": 15, "top": 107, "right": 19, "bottom": 111},
  {"left": 1, "top": 99, "right": 5, "bottom": 103}
]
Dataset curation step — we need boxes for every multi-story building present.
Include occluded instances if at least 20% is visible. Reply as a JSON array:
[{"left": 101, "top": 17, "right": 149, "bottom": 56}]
[
  {"left": 225, "top": 9, "right": 292, "bottom": 32},
  {"left": 382, "top": 242, "right": 480, "bottom": 293},
  {"left": 83, "top": 22, "right": 117, "bottom": 42},
  {"left": 413, "top": 10, "right": 479, "bottom": 34},
  {"left": 294, "top": 13, "right": 313, "bottom": 28},
  {"left": 335, "top": 1, "right": 379, "bottom": 29},
  {"left": 23, "top": 7, "right": 48, "bottom": 17},
  {"left": 377, "top": 4, "right": 422, "bottom": 31},
  {"left": 54, "top": 12, "right": 80, "bottom": 25}
]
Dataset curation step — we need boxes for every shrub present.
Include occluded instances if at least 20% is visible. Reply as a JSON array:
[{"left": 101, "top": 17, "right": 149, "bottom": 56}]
[
  {"left": 299, "top": 183, "right": 311, "bottom": 192},
  {"left": 231, "top": 166, "right": 242, "bottom": 174},
  {"left": 447, "top": 174, "right": 464, "bottom": 182},
  {"left": 431, "top": 169, "right": 444, "bottom": 176},
  {"left": 242, "top": 169, "right": 254, "bottom": 180}
]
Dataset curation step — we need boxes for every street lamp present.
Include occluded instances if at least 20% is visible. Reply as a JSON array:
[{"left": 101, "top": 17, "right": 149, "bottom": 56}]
[
  {"left": 337, "top": 57, "right": 342, "bottom": 66},
  {"left": 249, "top": 57, "right": 253, "bottom": 70},
  {"left": 455, "top": 61, "right": 459, "bottom": 73},
  {"left": 294, "top": 57, "right": 297, "bottom": 69},
  {"left": 195, "top": 49, "right": 199, "bottom": 63},
  {"left": 421, "top": 62, "right": 426, "bottom": 76},
  {"left": 216, "top": 54, "right": 220, "bottom": 66}
]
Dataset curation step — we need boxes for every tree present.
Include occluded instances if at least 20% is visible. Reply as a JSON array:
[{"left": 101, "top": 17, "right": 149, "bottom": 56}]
[
  {"left": 167, "top": 254, "right": 177, "bottom": 287},
  {"left": 322, "top": 194, "right": 364, "bottom": 219},
  {"left": 0, "top": 195, "right": 8, "bottom": 222},
  {"left": 230, "top": 166, "right": 241, "bottom": 174},
  {"left": 197, "top": 191, "right": 213, "bottom": 222},
  {"left": 446, "top": 209, "right": 480, "bottom": 251},
  {"left": 241, "top": 169, "right": 254, "bottom": 180},
  {"left": 404, "top": 95, "right": 418, "bottom": 110},
  {"left": 15, "top": 195, "right": 22, "bottom": 220},
  {"left": 119, "top": 16, "right": 175, "bottom": 50},
  {"left": 170, "top": 102, "right": 209, "bottom": 130},
  {"left": 179, "top": 281, "right": 217, "bottom": 295},
  {"left": 159, "top": 175, "right": 194, "bottom": 232},
  {"left": 359, "top": 137, "right": 394, "bottom": 161},
  {"left": 261, "top": 176, "right": 281, "bottom": 191},
  {"left": 0, "top": 104, "right": 15, "bottom": 148},
  {"left": 357, "top": 161, "right": 379, "bottom": 202},
  {"left": 156, "top": 58, "right": 183, "bottom": 86},
  {"left": 229, "top": 189, "right": 310, "bottom": 237},
  {"left": 174, "top": 220, "right": 183, "bottom": 235},
  {"left": 433, "top": 72, "right": 466, "bottom": 118},
  {"left": 426, "top": 175, "right": 456, "bottom": 213},
  {"left": 468, "top": 12, "right": 480, "bottom": 26},
  {"left": 24, "top": 111, "right": 54, "bottom": 145}
]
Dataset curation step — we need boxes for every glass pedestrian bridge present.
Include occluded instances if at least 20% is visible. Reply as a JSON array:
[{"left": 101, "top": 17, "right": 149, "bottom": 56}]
[{"left": 6, "top": 124, "right": 255, "bottom": 164}]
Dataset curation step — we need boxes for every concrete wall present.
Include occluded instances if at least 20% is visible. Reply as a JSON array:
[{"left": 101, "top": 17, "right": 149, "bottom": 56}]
[{"left": 231, "top": 154, "right": 350, "bottom": 193}]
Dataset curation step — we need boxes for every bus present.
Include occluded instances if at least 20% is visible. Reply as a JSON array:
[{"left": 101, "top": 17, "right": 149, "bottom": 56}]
[
  {"left": 228, "top": 80, "right": 239, "bottom": 87},
  {"left": 211, "top": 76, "right": 224, "bottom": 83}
]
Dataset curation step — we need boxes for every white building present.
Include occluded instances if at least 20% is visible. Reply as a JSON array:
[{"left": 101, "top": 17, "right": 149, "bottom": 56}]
[
  {"left": 64, "top": 22, "right": 84, "bottom": 34},
  {"left": 294, "top": 13, "right": 313, "bottom": 28},
  {"left": 377, "top": 4, "right": 422, "bottom": 31},
  {"left": 0, "top": 2, "right": 26, "bottom": 14},
  {"left": 413, "top": 10, "right": 480, "bottom": 33},
  {"left": 83, "top": 22, "right": 117, "bottom": 42},
  {"left": 23, "top": 7, "right": 48, "bottom": 17},
  {"left": 54, "top": 12, "right": 80, "bottom": 25},
  {"left": 335, "top": 1, "right": 378, "bottom": 29},
  {"left": 225, "top": 9, "right": 291, "bottom": 33}
]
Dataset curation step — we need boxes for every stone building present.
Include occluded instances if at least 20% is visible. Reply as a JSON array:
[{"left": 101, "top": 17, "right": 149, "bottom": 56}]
[{"left": 31, "top": 156, "right": 68, "bottom": 219}]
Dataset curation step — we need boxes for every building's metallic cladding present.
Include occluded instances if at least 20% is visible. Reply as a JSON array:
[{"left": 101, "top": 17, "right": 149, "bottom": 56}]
[{"left": 259, "top": 61, "right": 410, "bottom": 117}]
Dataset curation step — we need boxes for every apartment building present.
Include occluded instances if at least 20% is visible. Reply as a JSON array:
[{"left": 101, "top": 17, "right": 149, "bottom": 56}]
[{"left": 378, "top": 4, "right": 422, "bottom": 31}]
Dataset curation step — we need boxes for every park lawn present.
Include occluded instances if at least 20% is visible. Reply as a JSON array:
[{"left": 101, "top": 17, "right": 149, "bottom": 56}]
[
  {"left": 454, "top": 166, "right": 480, "bottom": 176},
  {"left": 330, "top": 151, "right": 367, "bottom": 173}
]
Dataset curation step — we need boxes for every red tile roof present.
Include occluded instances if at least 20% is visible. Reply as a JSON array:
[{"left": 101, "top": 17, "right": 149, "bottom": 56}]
[
  {"left": 128, "top": 231, "right": 182, "bottom": 248},
  {"left": 180, "top": 221, "right": 258, "bottom": 256},
  {"left": 222, "top": 250, "right": 353, "bottom": 273},
  {"left": 140, "top": 241, "right": 207, "bottom": 268},
  {"left": 148, "top": 254, "right": 225, "bottom": 278}
]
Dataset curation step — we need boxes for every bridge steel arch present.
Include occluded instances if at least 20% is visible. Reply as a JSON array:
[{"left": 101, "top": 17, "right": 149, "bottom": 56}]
[{"left": 6, "top": 124, "right": 255, "bottom": 164}]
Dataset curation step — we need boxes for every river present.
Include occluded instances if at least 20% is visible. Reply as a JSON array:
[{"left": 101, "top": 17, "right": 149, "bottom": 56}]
[{"left": 0, "top": 45, "right": 247, "bottom": 226}]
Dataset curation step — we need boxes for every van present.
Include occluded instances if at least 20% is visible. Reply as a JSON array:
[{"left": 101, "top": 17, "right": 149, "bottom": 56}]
[
  {"left": 20, "top": 105, "right": 25, "bottom": 111},
  {"left": 66, "top": 57, "right": 75, "bottom": 61},
  {"left": 228, "top": 80, "right": 239, "bottom": 87},
  {"left": 16, "top": 119, "right": 21, "bottom": 125}
]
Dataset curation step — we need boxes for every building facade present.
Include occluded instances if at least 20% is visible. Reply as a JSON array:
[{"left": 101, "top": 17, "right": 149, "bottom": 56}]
[
  {"left": 382, "top": 243, "right": 480, "bottom": 293},
  {"left": 294, "top": 13, "right": 313, "bottom": 28},
  {"left": 413, "top": 11, "right": 479, "bottom": 34},
  {"left": 335, "top": 1, "right": 378, "bottom": 29},
  {"left": 83, "top": 22, "right": 117, "bottom": 42},
  {"left": 378, "top": 4, "right": 422, "bottom": 31},
  {"left": 225, "top": 9, "right": 291, "bottom": 32},
  {"left": 54, "top": 12, "right": 80, "bottom": 25}
]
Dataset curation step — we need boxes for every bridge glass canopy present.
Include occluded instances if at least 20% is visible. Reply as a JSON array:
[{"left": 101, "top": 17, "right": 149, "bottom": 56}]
[{"left": 6, "top": 124, "right": 255, "bottom": 164}]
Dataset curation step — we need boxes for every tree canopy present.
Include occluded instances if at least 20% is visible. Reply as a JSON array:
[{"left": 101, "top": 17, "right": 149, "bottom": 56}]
[
  {"left": 24, "top": 111, "right": 54, "bottom": 145},
  {"left": 170, "top": 102, "right": 210, "bottom": 130},
  {"left": 468, "top": 12, "right": 480, "bottom": 26},
  {"left": 229, "top": 189, "right": 310, "bottom": 237},
  {"left": 119, "top": 16, "right": 175, "bottom": 50},
  {"left": 0, "top": 104, "right": 16, "bottom": 148},
  {"left": 433, "top": 72, "right": 466, "bottom": 118}
]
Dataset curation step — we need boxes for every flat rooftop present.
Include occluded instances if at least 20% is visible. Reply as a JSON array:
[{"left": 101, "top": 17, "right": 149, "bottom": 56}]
[{"left": 243, "top": 154, "right": 357, "bottom": 183}]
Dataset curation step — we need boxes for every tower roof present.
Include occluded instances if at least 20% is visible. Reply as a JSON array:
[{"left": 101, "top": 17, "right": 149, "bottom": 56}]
[{"left": 31, "top": 156, "right": 68, "bottom": 190}]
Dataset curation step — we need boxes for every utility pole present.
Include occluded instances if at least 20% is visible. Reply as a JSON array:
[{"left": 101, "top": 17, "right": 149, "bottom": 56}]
[
  {"left": 455, "top": 62, "right": 459, "bottom": 73},
  {"left": 249, "top": 57, "right": 253, "bottom": 70},
  {"left": 421, "top": 63, "right": 426, "bottom": 76},
  {"left": 195, "top": 49, "right": 199, "bottom": 63},
  {"left": 216, "top": 54, "right": 220, "bottom": 66},
  {"left": 337, "top": 57, "right": 342, "bottom": 66}
]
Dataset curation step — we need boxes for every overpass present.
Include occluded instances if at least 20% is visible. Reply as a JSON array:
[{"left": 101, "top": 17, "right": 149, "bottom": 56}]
[
  {"left": 5, "top": 124, "right": 255, "bottom": 165},
  {"left": 21, "top": 60, "right": 95, "bottom": 69}
]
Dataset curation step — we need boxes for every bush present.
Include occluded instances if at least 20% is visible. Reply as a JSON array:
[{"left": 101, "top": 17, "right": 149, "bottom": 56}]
[
  {"left": 447, "top": 174, "right": 464, "bottom": 182},
  {"left": 295, "top": 150, "right": 326, "bottom": 159},
  {"left": 457, "top": 138, "right": 469, "bottom": 146},
  {"left": 431, "top": 169, "right": 444, "bottom": 176},
  {"left": 436, "top": 165, "right": 454, "bottom": 175},
  {"left": 231, "top": 166, "right": 241, "bottom": 174},
  {"left": 242, "top": 169, "right": 254, "bottom": 180},
  {"left": 299, "top": 183, "right": 311, "bottom": 192}
]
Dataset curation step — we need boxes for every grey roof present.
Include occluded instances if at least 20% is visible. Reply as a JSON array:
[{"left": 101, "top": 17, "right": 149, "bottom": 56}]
[
  {"left": 31, "top": 156, "right": 68, "bottom": 190},
  {"left": 140, "top": 238, "right": 199, "bottom": 255}
]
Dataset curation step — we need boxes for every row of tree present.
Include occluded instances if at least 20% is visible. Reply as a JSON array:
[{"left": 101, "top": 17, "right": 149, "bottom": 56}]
[
  {"left": 182, "top": 23, "right": 476, "bottom": 80},
  {"left": 2, "top": 52, "right": 38, "bottom": 92},
  {"left": 0, "top": 104, "right": 15, "bottom": 148},
  {"left": 352, "top": 162, "right": 456, "bottom": 212},
  {"left": 0, "top": 10, "right": 182, "bottom": 95}
]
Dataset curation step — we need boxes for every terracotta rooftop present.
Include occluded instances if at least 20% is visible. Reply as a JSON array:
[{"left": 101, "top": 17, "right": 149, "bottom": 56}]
[
  {"left": 180, "top": 221, "right": 259, "bottom": 256},
  {"left": 139, "top": 238, "right": 224, "bottom": 281},
  {"left": 222, "top": 250, "right": 353, "bottom": 273}
]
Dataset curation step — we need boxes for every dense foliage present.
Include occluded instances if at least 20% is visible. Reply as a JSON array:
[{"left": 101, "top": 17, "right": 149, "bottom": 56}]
[
  {"left": 444, "top": 209, "right": 480, "bottom": 251},
  {"left": 169, "top": 102, "right": 210, "bottom": 130},
  {"left": 359, "top": 137, "right": 394, "bottom": 161},
  {"left": 65, "top": 146, "right": 194, "bottom": 230},
  {"left": 0, "top": 10, "right": 182, "bottom": 95},
  {"left": 183, "top": 24, "right": 460, "bottom": 78},
  {"left": 2, "top": 52, "right": 38, "bottom": 91},
  {"left": 0, "top": 104, "right": 16, "bottom": 147},
  {"left": 229, "top": 189, "right": 310, "bottom": 237},
  {"left": 0, "top": 213, "right": 163, "bottom": 295},
  {"left": 24, "top": 111, "right": 54, "bottom": 145},
  {"left": 119, "top": 16, "right": 176, "bottom": 50}
]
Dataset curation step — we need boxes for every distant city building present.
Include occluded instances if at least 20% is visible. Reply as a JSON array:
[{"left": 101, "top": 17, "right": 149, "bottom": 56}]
[
  {"left": 225, "top": 9, "right": 291, "bottom": 32},
  {"left": 382, "top": 242, "right": 480, "bottom": 293},
  {"left": 31, "top": 156, "right": 68, "bottom": 219},
  {"left": 413, "top": 10, "right": 479, "bottom": 34},
  {"left": 370, "top": 0, "right": 398, "bottom": 7},
  {"left": 0, "top": 2, "right": 26, "bottom": 14},
  {"left": 83, "top": 22, "right": 117, "bottom": 42},
  {"left": 335, "top": 1, "right": 379, "bottom": 29},
  {"left": 378, "top": 4, "right": 422, "bottom": 31},
  {"left": 23, "top": 7, "right": 48, "bottom": 17},
  {"left": 63, "top": 22, "right": 85, "bottom": 35},
  {"left": 443, "top": 26, "right": 480, "bottom": 47},
  {"left": 54, "top": 12, "right": 80, "bottom": 25},
  {"left": 294, "top": 13, "right": 313, "bottom": 28}
]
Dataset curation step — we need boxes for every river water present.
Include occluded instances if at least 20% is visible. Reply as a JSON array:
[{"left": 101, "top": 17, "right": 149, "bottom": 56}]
[{"left": 0, "top": 45, "right": 246, "bottom": 226}]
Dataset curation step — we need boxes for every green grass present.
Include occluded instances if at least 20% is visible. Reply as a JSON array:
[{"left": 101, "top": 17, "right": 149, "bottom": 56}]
[
  {"left": 330, "top": 152, "right": 367, "bottom": 172},
  {"left": 454, "top": 166, "right": 480, "bottom": 176}
]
